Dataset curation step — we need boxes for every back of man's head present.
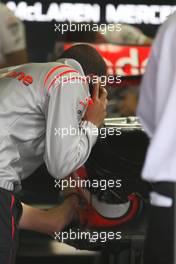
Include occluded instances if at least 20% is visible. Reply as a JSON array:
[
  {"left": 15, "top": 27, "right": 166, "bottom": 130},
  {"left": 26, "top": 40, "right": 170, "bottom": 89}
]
[{"left": 59, "top": 44, "right": 107, "bottom": 77}]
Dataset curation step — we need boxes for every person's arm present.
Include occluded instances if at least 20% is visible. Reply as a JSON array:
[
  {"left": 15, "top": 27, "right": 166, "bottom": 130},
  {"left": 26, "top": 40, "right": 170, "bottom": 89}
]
[
  {"left": 44, "top": 75, "right": 107, "bottom": 180},
  {"left": 19, "top": 196, "right": 79, "bottom": 236}
]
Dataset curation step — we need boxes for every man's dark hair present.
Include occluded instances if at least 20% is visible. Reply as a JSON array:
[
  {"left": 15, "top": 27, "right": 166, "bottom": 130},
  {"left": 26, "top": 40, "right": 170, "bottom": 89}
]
[{"left": 59, "top": 44, "right": 107, "bottom": 77}]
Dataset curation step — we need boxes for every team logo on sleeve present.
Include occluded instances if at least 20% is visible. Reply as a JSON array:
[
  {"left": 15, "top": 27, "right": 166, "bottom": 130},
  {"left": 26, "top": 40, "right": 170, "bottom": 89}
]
[
  {"left": 7, "top": 71, "right": 33, "bottom": 86},
  {"left": 79, "top": 97, "right": 93, "bottom": 108}
]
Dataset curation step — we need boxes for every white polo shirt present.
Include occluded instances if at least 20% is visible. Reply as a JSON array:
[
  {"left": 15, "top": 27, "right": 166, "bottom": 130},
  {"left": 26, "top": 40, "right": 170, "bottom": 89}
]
[
  {"left": 0, "top": 59, "right": 98, "bottom": 192},
  {"left": 137, "top": 13, "right": 176, "bottom": 184}
]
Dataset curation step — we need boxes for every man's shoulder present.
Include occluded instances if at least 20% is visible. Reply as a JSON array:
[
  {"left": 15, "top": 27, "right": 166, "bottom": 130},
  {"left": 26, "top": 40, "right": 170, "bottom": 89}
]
[
  {"left": 1, "top": 61, "right": 81, "bottom": 77},
  {"left": 42, "top": 60, "right": 85, "bottom": 90},
  {"left": 157, "top": 13, "right": 176, "bottom": 40},
  {"left": 17, "top": 62, "right": 62, "bottom": 75},
  {"left": 4, "top": 63, "right": 61, "bottom": 86},
  {"left": 14, "top": 61, "right": 86, "bottom": 93},
  {"left": 151, "top": 13, "right": 176, "bottom": 58},
  {"left": 166, "top": 12, "right": 176, "bottom": 26},
  {"left": 36, "top": 61, "right": 80, "bottom": 76},
  {"left": 37, "top": 59, "right": 85, "bottom": 77}
]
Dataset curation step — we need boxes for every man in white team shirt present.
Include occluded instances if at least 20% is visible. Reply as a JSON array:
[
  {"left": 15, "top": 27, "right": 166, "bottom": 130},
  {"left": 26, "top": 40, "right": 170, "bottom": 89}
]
[
  {"left": 137, "top": 14, "right": 176, "bottom": 264},
  {"left": 0, "top": 2, "right": 27, "bottom": 68},
  {"left": 0, "top": 44, "right": 107, "bottom": 263}
]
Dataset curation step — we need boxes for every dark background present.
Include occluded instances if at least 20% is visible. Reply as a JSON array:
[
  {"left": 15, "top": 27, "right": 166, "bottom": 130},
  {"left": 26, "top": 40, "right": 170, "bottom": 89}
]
[{"left": 2, "top": 0, "right": 175, "bottom": 61}]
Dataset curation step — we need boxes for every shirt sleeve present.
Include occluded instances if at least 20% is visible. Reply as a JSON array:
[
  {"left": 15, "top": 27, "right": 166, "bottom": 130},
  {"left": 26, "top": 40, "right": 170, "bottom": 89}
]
[
  {"left": 137, "top": 48, "right": 157, "bottom": 138},
  {"left": 137, "top": 15, "right": 176, "bottom": 183},
  {"left": 0, "top": 6, "right": 26, "bottom": 55},
  {"left": 44, "top": 75, "right": 98, "bottom": 179}
]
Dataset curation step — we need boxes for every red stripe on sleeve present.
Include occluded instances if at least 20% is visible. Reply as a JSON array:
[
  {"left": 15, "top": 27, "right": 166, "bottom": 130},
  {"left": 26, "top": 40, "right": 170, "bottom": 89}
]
[
  {"left": 44, "top": 65, "right": 71, "bottom": 87},
  {"left": 62, "top": 76, "right": 87, "bottom": 85},
  {"left": 47, "top": 69, "right": 79, "bottom": 94}
]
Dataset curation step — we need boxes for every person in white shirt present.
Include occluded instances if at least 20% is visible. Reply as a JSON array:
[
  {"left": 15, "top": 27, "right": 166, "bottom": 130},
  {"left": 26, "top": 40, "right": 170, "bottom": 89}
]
[
  {"left": 137, "top": 13, "right": 176, "bottom": 264},
  {"left": 0, "top": 44, "right": 107, "bottom": 263},
  {"left": 0, "top": 2, "right": 27, "bottom": 68}
]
